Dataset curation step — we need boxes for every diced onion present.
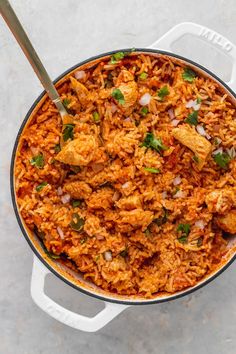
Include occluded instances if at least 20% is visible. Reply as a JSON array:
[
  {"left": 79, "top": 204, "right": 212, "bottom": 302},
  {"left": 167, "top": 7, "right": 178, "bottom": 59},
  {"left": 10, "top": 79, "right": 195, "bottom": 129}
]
[
  {"left": 111, "top": 103, "right": 117, "bottom": 113},
  {"left": 171, "top": 119, "right": 180, "bottom": 127},
  {"left": 196, "top": 125, "right": 211, "bottom": 140},
  {"left": 104, "top": 251, "right": 112, "bottom": 261},
  {"left": 61, "top": 193, "right": 71, "bottom": 204},
  {"left": 195, "top": 220, "right": 205, "bottom": 230},
  {"left": 75, "top": 70, "right": 85, "bottom": 80},
  {"left": 57, "top": 226, "right": 64, "bottom": 239},
  {"left": 186, "top": 99, "right": 201, "bottom": 111},
  {"left": 173, "top": 190, "right": 184, "bottom": 199},
  {"left": 173, "top": 176, "right": 181, "bottom": 186},
  {"left": 226, "top": 146, "right": 236, "bottom": 159},
  {"left": 57, "top": 187, "right": 63, "bottom": 196},
  {"left": 139, "top": 93, "right": 151, "bottom": 106},
  {"left": 112, "top": 190, "right": 120, "bottom": 202},
  {"left": 122, "top": 182, "right": 130, "bottom": 189},
  {"left": 168, "top": 108, "right": 175, "bottom": 120},
  {"left": 186, "top": 99, "right": 195, "bottom": 108},
  {"left": 162, "top": 191, "right": 167, "bottom": 199},
  {"left": 124, "top": 117, "right": 132, "bottom": 122},
  {"left": 212, "top": 147, "right": 223, "bottom": 155}
]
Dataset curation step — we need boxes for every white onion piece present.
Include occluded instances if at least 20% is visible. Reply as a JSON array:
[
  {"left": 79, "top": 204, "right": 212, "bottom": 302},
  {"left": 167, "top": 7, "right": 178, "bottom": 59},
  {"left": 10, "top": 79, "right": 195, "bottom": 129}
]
[
  {"left": 168, "top": 108, "right": 175, "bottom": 120},
  {"left": 75, "top": 70, "right": 85, "bottom": 80},
  {"left": 162, "top": 191, "right": 167, "bottom": 199},
  {"left": 112, "top": 190, "right": 120, "bottom": 202},
  {"left": 104, "top": 251, "right": 112, "bottom": 261},
  {"left": 91, "top": 163, "right": 104, "bottom": 173},
  {"left": 186, "top": 100, "right": 195, "bottom": 108},
  {"left": 57, "top": 187, "right": 63, "bottom": 196},
  {"left": 139, "top": 93, "right": 151, "bottom": 106},
  {"left": 124, "top": 117, "right": 132, "bottom": 122},
  {"left": 171, "top": 119, "right": 180, "bottom": 127},
  {"left": 57, "top": 226, "right": 64, "bottom": 239},
  {"left": 226, "top": 147, "right": 236, "bottom": 159},
  {"left": 61, "top": 193, "right": 71, "bottom": 204},
  {"left": 111, "top": 103, "right": 117, "bottom": 113},
  {"left": 195, "top": 220, "right": 205, "bottom": 230},
  {"left": 122, "top": 182, "right": 130, "bottom": 189},
  {"left": 193, "top": 103, "right": 201, "bottom": 111},
  {"left": 173, "top": 190, "right": 184, "bottom": 199},
  {"left": 196, "top": 125, "right": 211, "bottom": 140},
  {"left": 173, "top": 176, "right": 181, "bottom": 186},
  {"left": 212, "top": 147, "right": 223, "bottom": 155}
]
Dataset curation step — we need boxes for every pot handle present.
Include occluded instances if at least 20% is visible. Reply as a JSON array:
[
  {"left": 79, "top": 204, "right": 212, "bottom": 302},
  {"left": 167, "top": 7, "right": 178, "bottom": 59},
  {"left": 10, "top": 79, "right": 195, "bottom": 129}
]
[
  {"left": 148, "top": 22, "right": 236, "bottom": 92},
  {"left": 31, "top": 256, "right": 129, "bottom": 332}
]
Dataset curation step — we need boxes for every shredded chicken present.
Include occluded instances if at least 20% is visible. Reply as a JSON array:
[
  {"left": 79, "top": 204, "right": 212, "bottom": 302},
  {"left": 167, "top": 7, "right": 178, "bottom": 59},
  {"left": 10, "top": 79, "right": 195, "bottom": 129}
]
[
  {"left": 216, "top": 210, "right": 236, "bottom": 234},
  {"left": 56, "top": 135, "right": 98, "bottom": 166},
  {"left": 70, "top": 77, "right": 89, "bottom": 106},
  {"left": 172, "top": 124, "right": 212, "bottom": 170},
  {"left": 205, "top": 189, "right": 235, "bottom": 214},
  {"left": 116, "top": 70, "right": 138, "bottom": 114},
  {"left": 116, "top": 195, "right": 142, "bottom": 210},
  {"left": 63, "top": 181, "right": 92, "bottom": 199}
]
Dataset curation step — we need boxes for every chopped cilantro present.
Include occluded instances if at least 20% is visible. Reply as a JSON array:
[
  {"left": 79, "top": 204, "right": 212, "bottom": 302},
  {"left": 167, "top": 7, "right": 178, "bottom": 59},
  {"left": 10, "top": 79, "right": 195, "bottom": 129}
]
[
  {"left": 54, "top": 144, "right": 61, "bottom": 153},
  {"left": 185, "top": 111, "right": 198, "bottom": 126},
  {"left": 157, "top": 85, "right": 169, "bottom": 100},
  {"left": 111, "top": 88, "right": 125, "bottom": 105},
  {"left": 192, "top": 155, "right": 199, "bottom": 163},
  {"left": 93, "top": 111, "right": 100, "bottom": 123},
  {"left": 141, "top": 132, "right": 168, "bottom": 154},
  {"left": 153, "top": 208, "right": 168, "bottom": 226},
  {"left": 63, "top": 124, "right": 75, "bottom": 141},
  {"left": 72, "top": 200, "right": 81, "bottom": 208},
  {"left": 172, "top": 186, "right": 180, "bottom": 196},
  {"left": 182, "top": 67, "right": 197, "bottom": 83},
  {"left": 120, "top": 248, "right": 128, "bottom": 257},
  {"left": 213, "top": 137, "right": 221, "bottom": 146},
  {"left": 213, "top": 152, "right": 231, "bottom": 170},
  {"left": 139, "top": 72, "right": 148, "bottom": 80},
  {"left": 141, "top": 106, "right": 149, "bottom": 116},
  {"left": 70, "top": 213, "right": 85, "bottom": 232},
  {"left": 196, "top": 97, "right": 202, "bottom": 104},
  {"left": 30, "top": 154, "right": 44, "bottom": 169},
  {"left": 144, "top": 167, "right": 160, "bottom": 174},
  {"left": 177, "top": 223, "right": 191, "bottom": 243},
  {"left": 45, "top": 249, "right": 60, "bottom": 259},
  {"left": 62, "top": 98, "right": 71, "bottom": 108},
  {"left": 110, "top": 51, "right": 125, "bottom": 64},
  {"left": 36, "top": 181, "right": 48, "bottom": 192}
]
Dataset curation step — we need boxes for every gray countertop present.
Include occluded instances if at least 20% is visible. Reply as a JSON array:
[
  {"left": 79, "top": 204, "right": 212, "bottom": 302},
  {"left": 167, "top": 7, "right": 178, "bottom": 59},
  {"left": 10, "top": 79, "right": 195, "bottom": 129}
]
[{"left": 0, "top": 0, "right": 235, "bottom": 353}]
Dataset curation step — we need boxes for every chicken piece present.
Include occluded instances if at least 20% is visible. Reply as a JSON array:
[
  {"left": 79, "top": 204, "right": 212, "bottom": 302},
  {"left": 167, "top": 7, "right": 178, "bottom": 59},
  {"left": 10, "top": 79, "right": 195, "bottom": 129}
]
[
  {"left": 84, "top": 214, "right": 107, "bottom": 238},
  {"left": 216, "top": 210, "right": 236, "bottom": 234},
  {"left": 86, "top": 188, "right": 114, "bottom": 210},
  {"left": 115, "top": 70, "right": 138, "bottom": 114},
  {"left": 63, "top": 181, "right": 92, "bottom": 199},
  {"left": 172, "top": 125, "right": 212, "bottom": 170},
  {"left": 56, "top": 135, "right": 98, "bottom": 166},
  {"left": 119, "top": 209, "right": 154, "bottom": 231},
  {"left": 70, "top": 77, "right": 89, "bottom": 106},
  {"left": 116, "top": 195, "right": 142, "bottom": 210},
  {"left": 205, "top": 189, "right": 235, "bottom": 214}
]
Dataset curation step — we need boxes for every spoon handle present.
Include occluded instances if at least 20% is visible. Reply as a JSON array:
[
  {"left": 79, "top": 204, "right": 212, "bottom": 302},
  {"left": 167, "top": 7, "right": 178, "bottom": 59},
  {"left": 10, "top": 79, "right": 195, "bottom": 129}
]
[{"left": 0, "top": 0, "right": 67, "bottom": 117}]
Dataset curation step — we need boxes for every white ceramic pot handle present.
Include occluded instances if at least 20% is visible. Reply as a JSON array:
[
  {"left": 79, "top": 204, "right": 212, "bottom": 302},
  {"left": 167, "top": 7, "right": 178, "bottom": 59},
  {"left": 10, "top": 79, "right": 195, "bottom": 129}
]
[
  {"left": 149, "top": 22, "right": 236, "bottom": 92},
  {"left": 31, "top": 256, "right": 129, "bottom": 332}
]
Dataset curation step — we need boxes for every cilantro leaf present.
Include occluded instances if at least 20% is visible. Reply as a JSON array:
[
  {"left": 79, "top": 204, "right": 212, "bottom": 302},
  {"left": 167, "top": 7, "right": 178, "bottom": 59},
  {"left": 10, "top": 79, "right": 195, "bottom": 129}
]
[
  {"left": 71, "top": 200, "right": 81, "bottom": 208},
  {"left": 93, "top": 111, "right": 100, "bottom": 123},
  {"left": 110, "top": 52, "right": 125, "bottom": 64},
  {"left": 153, "top": 208, "right": 168, "bottom": 226},
  {"left": 63, "top": 124, "right": 75, "bottom": 141},
  {"left": 112, "top": 88, "right": 125, "bottom": 105},
  {"left": 139, "top": 72, "right": 148, "bottom": 80},
  {"left": 70, "top": 213, "right": 84, "bottom": 232},
  {"left": 30, "top": 154, "right": 44, "bottom": 169},
  {"left": 182, "top": 67, "right": 197, "bottom": 83},
  {"left": 141, "top": 106, "right": 149, "bottom": 116},
  {"left": 54, "top": 144, "right": 61, "bottom": 153},
  {"left": 177, "top": 223, "right": 190, "bottom": 243},
  {"left": 192, "top": 155, "right": 199, "bottom": 163},
  {"left": 62, "top": 98, "right": 71, "bottom": 108},
  {"left": 141, "top": 132, "right": 168, "bottom": 154},
  {"left": 213, "top": 152, "right": 231, "bottom": 170},
  {"left": 185, "top": 111, "right": 198, "bottom": 126},
  {"left": 157, "top": 85, "right": 169, "bottom": 100},
  {"left": 36, "top": 181, "right": 48, "bottom": 192},
  {"left": 144, "top": 167, "right": 160, "bottom": 174}
]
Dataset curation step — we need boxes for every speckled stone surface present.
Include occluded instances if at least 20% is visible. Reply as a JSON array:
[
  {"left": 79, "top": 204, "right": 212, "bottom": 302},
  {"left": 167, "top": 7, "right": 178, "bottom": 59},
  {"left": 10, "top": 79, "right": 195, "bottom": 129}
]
[{"left": 0, "top": 1, "right": 236, "bottom": 353}]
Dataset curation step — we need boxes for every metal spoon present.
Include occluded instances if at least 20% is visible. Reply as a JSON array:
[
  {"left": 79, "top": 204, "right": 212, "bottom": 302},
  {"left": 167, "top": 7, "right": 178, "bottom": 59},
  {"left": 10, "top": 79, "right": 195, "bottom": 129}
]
[{"left": 0, "top": 0, "right": 67, "bottom": 119}]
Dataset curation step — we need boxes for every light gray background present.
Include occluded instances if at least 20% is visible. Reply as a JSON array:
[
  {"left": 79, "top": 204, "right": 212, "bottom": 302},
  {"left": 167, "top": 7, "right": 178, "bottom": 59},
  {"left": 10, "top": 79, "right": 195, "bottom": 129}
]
[{"left": 0, "top": 0, "right": 235, "bottom": 353}]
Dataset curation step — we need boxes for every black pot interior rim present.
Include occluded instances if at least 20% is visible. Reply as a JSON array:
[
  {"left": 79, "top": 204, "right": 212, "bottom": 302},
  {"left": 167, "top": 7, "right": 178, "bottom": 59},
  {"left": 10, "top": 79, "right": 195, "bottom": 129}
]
[{"left": 10, "top": 48, "right": 236, "bottom": 305}]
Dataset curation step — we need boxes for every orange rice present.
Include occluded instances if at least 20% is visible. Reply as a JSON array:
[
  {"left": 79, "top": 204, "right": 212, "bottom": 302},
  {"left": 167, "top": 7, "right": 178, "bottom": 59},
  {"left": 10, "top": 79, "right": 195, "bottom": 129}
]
[{"left": 15, "top": 52, "right": 236, "bottom": 298}]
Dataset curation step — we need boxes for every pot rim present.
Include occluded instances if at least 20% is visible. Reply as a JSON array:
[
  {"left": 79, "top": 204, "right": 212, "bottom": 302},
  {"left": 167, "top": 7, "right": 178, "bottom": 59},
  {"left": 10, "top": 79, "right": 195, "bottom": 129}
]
[{"left": 10, "top": 48, "right": 236, "bottom": 305}]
